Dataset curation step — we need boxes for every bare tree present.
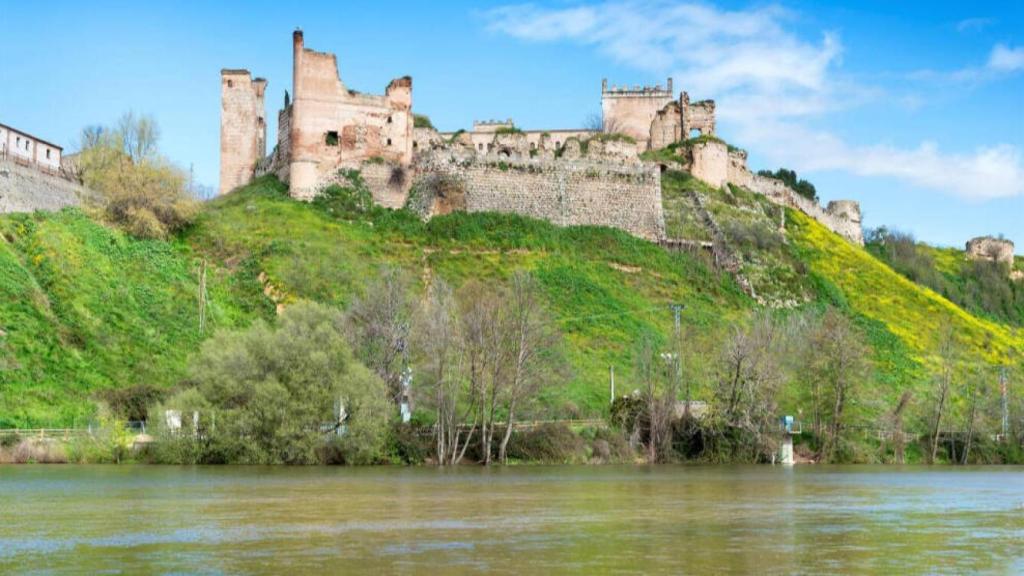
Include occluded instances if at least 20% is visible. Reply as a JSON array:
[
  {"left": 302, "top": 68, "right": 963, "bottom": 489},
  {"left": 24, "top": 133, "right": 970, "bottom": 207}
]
[
  {"left": 929, "top": 325, "right": 958, "bottom": 464},
  {"left": 457, "top": 280, "right": 506, "bottom": 466},
  {"left": 635, "top": 334, "right": 678, "bottom": 463},
  {"left": 961, "top": 367, "right": 983, "bottom": 465},
  {"left": 805, "top": 309, "right": 870, "bottom": 461},
  {"left": 880, "top": 391, "right": 913, "bottom": 464},
  {"left": 117, "top": 111, "right": 160, "bottom": 164},
  {"left": 348, "top": 267, "right": 414, "bottom": 408},
  {"left": 583, "top": 113, "right": 604, "bottom": 132},
  {"left": 712, "top": 312, "right": 785, "bottom": 462},
  {"left": 415, "top": 279, "right": 464, "bottom": 465},
  {"left": 496, "top": 272, "right": 565, "bottom": 464}
]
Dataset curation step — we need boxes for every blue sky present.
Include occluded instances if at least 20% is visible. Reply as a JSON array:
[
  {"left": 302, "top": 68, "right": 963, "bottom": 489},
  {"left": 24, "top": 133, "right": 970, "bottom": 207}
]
[{"left": 2, "top": 1, "right": 1021, "bottom": 251}]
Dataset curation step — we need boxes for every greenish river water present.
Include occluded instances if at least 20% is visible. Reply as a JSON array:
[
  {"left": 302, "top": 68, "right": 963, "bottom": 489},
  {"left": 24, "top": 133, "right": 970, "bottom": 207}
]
[{"left": 1, "top": 465, "right": 1022, "bottom": 574}]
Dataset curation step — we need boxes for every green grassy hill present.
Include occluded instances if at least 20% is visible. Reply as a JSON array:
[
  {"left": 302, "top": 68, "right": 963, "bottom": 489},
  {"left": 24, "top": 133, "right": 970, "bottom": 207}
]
[
  {"left": 865, "top": 233, "right": 1024, "bottom": 327},
  {"left": 1, "top": 174, "right": 1021, "bottom": 430}
]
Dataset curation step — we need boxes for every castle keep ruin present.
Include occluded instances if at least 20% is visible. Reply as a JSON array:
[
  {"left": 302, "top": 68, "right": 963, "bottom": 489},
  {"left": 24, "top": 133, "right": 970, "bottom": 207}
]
[
  {"left": 220, "top": 31, "right": 864, "bottom": 246},
  {"left": 220, "top": 30, "right": 413, "bottom": 197}
]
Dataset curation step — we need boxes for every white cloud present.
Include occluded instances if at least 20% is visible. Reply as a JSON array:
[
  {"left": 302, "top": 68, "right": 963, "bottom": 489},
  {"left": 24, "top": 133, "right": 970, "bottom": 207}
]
[
  {"left": 735, "top": 121, "right": 1024, "bottom": 200},
  {"left": 485, "top": 1, "right": 1024, "bottom": 201},
  {"left": 988, "top": 44, "right": 1024, "bottom": 72}
]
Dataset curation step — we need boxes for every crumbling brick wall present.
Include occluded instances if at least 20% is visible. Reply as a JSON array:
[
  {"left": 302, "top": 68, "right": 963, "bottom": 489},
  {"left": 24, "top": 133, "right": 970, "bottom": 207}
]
[
  {"left": 287, "top": 30, "right": 413, "bottom": 198},
  {"left": 682, "top": 93, "right": 716, "bottom": 137},
  {"left": 649, "top": 101, "right": 682, "bottom": 150}
]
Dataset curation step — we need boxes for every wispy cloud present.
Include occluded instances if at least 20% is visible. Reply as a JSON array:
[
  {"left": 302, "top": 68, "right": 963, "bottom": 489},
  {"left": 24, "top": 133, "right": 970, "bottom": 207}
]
[
  {"left": 912, "top": 43, "right": 1024, "bottom": 83},
  {"left": 484, "top": 1, "right": 1024, "bottom": 200},
  {"left": 734, "top": 121, "right": 1024, "bottom": 201},
  {"left": 955, "top": 17, "right": 994, "bottom": 33}
]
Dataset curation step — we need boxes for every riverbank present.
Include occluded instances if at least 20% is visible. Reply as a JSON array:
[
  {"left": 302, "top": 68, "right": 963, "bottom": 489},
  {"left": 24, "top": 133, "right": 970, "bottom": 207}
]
[{"left": 4, "top": 420, "right": 1022, "bottom": 466}]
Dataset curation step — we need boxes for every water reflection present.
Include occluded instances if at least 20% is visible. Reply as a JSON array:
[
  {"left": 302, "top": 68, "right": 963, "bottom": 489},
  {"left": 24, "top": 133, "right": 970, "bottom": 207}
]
[{"left": 0, "top": 465, "right": 1022, "bottom": 574}]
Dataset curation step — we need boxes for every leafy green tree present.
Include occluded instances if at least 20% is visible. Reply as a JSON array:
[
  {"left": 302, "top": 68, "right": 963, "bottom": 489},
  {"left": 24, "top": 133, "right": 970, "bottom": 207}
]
[{"left": 157, "top": 301, "right": 390, "bottom": 464}]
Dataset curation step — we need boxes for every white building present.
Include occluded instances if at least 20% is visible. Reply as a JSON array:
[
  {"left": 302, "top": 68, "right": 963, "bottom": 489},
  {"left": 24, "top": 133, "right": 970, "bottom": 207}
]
[{"left": 0, "top": 122, "right": 63, "bottom": 173}]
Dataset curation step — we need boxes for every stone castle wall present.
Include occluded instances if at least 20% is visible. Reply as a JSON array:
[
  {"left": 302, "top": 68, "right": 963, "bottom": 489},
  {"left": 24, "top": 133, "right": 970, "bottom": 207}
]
[
  {"left": 690, "top": 140, "right": 729, "bottom": 188},
  {"left": 0, "top": 159, "right": 93, "bottom": 214},
  {"left": 725, "top": 149, "right": 863, "bottom": 244},
  {"left": 416, "top": 151, "right": 665, "bottom": 241}
]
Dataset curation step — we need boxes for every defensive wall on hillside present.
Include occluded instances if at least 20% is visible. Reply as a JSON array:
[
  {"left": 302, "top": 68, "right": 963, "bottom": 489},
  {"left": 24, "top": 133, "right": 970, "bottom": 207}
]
[
  {"left": 0, "top": 159, "right": 92, "bottom": 214},
  {"left": 409, "top": 134, "right": 665, "bottom": 241},
  {"left": 685, "top": 140, "right": 864, "bottom": 245}
]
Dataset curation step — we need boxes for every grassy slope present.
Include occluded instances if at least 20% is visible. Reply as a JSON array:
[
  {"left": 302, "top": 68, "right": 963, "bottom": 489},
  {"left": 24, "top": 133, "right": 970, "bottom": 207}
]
[
  {"left": 0, "top": 211, "right": 252, "bottom": 426},
  {"left": 2, "top": 175, "right": 1020, "bottom": 428},
  {"left": 788, "top": 210, "right": 1023, "bottom": 369},
  {"left": 0, "top": 178, "right": 747, "bottom": 426},
  {"left": 186, "top": 177, "right": 749, "bottom": 416}
]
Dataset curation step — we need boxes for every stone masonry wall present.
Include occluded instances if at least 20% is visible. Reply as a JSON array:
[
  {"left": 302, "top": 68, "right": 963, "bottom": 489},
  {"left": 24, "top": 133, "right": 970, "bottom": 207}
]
[
  {"left": 417, "top": 152, "right": 665, "bottom": 241},
  {"left": 725, "top": 149, "right": 863, "bottom": 245},
  {"left": 690, "top": 140, "right": 729, "bottom": 189},
  {"left": 0, "top": 159, "right": 93, "bottom": 214}
]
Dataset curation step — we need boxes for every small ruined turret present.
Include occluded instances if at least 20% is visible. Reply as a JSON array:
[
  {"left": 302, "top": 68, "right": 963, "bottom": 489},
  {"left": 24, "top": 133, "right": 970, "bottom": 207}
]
[{"left": 966, "top": 236, "right": 1015, "bottom": 267}]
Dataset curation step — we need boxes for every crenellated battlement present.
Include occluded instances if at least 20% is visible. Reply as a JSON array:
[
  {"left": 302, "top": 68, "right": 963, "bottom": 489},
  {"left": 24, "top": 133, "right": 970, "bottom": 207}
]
[{"left": 601, "top": 78, "right": 673, "bottom": 97}]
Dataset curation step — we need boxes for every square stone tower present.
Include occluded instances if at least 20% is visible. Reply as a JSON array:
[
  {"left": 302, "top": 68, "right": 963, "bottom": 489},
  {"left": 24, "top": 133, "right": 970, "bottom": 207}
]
[
  {"left": 600, "top": 78, "right": 674, "bottom": 150},
  {"left": 219, "top": 70, "right": 267, "bottom": 195}
]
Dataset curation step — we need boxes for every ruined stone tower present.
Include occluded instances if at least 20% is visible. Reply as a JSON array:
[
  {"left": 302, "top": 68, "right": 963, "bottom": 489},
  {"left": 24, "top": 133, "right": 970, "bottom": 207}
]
[
  {"left": 601, "top": 79, "right": 674, "bottom": 150},
  {"left": 219, "top": 70, "right": 267, "bottom": 195},
  {"left": 286, "top": 29, "right": 413, "bottom": 198}
]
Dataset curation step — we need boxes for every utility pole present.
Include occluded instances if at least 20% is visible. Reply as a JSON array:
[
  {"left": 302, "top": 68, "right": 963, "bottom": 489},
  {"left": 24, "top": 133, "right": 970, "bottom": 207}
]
[
  {"left": 1000, "top": 367, "right": 1009, "bottom": 442},
  {"left": 668, "top": 303, "right": 686, "bottom": 416},
  {"left": 197, "top": 259, "right": 208, "bottom": 335},
  {"left": 609, "top": 365, "right": 615, "bottom": 404}
]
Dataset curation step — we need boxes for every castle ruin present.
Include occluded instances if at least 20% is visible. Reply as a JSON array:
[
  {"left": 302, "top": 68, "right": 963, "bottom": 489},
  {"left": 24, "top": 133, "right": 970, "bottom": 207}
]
[
  {"left": 219, "top": 31, "right": 864, "bottom": 247},
  {"left": 966, "top": 236, "right": 1015, "bottom": 267},
  {"left": 220, "top": 29, "right": 413, "bottom": 198}
]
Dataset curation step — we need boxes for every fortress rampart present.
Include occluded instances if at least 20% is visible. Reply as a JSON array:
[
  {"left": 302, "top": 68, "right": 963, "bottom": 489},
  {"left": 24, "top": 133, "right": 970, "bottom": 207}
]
[{"left": 411, "top": 145, "right": 665, "bottom": 241}]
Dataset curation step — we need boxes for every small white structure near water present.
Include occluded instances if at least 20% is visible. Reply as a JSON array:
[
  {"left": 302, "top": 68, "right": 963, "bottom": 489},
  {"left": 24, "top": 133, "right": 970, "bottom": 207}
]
[{"left": 779, "top": 415, "right": 801, "bottom": 466}]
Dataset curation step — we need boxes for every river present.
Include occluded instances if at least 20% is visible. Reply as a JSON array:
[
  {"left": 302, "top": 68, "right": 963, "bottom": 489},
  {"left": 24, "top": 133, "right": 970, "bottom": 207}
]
[{"left": 1, "top": 465, "right": 1022, "bottom": 574}]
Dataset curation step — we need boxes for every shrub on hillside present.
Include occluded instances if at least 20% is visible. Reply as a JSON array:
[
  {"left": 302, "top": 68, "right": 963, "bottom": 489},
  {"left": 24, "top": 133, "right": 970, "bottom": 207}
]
[
  {"left": 757, "top": 168, "right": 818, "bottom": 202},
  {"left": 98, "top": 384, "right": 167, "bottom": 422},
  {"left": 413, "top": 114, "right": 434, "bottom": 129},
  {"left": 77, "top": 112, "right": 198, "bottom": 239},
  {"left": 724, "top": 220, "right": 784, "bottom": 251},
  {"left": 312, "top": 170, "right": 374, "bottom": 219}
]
